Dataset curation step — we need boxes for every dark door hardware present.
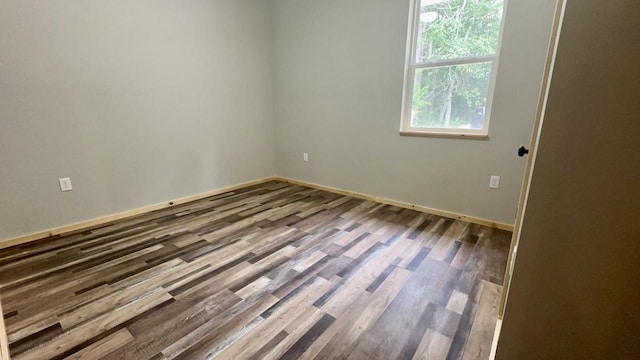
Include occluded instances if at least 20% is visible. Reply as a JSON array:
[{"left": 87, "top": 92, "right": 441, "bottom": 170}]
[{"left": 518, "top": 146, "right": 529, "bottom": 157}]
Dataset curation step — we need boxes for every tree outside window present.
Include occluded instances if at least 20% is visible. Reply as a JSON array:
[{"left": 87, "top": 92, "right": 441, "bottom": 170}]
[{"left": 402, "top": 0, "right": 505, "bottom": 136}]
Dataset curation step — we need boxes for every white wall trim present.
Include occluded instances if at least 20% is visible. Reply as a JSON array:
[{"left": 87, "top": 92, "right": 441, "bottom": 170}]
[
  {"left": 0, "top": 299, "right": 9, "bottom": 360},
  {"left": 489, "top": 318, "right": 503, "bottom": 360}
]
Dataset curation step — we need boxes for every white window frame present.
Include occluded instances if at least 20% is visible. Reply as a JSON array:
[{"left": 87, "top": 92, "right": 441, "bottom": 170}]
[{"left": 400, "top": 0, "right": 508, "bottom": 139}]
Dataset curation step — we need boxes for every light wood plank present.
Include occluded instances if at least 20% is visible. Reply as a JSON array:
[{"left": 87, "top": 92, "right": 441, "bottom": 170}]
[{"left": 461, "top": 281, "right": 501, "bottom": 360}]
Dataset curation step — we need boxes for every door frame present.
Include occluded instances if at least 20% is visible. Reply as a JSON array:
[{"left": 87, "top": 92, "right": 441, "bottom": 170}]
[{"left": 0, "top": 300, "right": 9, "bottom": 360}]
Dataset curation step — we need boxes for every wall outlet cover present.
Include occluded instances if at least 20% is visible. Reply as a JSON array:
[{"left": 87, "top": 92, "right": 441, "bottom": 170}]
[
  {"left": 59, "top": 177, "right": 73, "bottom": 192},
  {"left": 489, "top": 176, "right": 500, "bottom": 189}
]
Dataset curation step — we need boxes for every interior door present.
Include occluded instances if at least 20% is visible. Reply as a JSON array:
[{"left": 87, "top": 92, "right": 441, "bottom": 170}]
[
  {"left": 497, "top": 0, "right": 566, "bottom": 318},
  {"left": 494, "top": 0, "right": 640, "bottom": 356}
]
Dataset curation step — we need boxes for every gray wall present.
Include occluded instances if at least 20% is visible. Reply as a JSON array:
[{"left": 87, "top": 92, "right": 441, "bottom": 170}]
[
  {"left": 0, "top": 0, "right": 276, "bottom": 241},
  {"left": 0, "top": 0, "right": 560, "bottom": 242},
  {"left": 496, "top": 0, "right": 640, "bottom": 358},
  {"left": 271, "top": 0, "right": 558, "bottom": 225}
]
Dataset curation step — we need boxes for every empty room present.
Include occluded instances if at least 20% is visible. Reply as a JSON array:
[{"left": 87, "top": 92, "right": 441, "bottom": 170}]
[{"left": 1, "top": 0, "right": 638, "bottom": 359}]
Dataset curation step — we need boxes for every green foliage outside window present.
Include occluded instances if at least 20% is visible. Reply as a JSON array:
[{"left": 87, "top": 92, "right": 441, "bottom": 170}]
[{"left": 411, "top": 0, "right": 504, "bottom": 129}]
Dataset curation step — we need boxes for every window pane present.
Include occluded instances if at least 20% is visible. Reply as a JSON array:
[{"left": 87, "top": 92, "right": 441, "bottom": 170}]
[
  {"left": 415, "top": 0, "right": 504, "bottom": 63},
  {"left": 410, "top": 62, "right": 492, "bottom": 129}
]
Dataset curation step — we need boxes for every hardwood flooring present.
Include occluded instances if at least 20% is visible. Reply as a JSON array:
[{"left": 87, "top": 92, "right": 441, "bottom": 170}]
[{"left": 0, "top": 181, "right": 510, "bottom": 360}]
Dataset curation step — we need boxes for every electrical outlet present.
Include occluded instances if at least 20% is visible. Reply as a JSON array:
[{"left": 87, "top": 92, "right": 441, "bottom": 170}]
[
  {"left": 489, "top": 176, "right": 500, "bottom": 189},
  {"left": 303, "top": 153, "right": 309, "bottom": 162},
  {"left": 59, "top": 177, "right": 73, "bottom": 192}
]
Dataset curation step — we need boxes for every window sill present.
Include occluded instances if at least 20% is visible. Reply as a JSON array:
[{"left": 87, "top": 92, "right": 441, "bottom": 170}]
[{"left": 399, "top": 130, "right": 489, "bottom": 140}]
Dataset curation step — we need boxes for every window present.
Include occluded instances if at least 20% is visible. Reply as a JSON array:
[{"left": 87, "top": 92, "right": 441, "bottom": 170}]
[{"left": 401, "top": 0, "right": 506, "bottom": 138}]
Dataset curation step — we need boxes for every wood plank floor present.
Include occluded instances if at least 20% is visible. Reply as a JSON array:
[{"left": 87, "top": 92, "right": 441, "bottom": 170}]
[{"left": 0, "top": 181, "right": 510, "bottom": 360}]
